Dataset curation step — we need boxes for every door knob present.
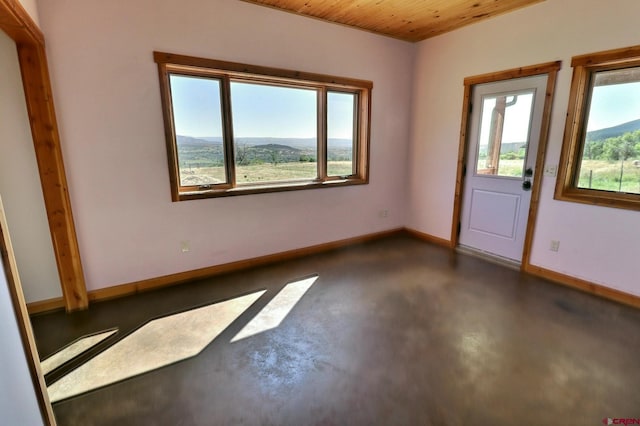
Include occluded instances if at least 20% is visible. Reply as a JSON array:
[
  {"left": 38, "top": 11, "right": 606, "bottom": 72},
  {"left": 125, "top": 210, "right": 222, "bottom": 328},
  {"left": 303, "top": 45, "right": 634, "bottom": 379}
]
[{"left": 522, "top": 180, "right": 532, "bottom": 191}]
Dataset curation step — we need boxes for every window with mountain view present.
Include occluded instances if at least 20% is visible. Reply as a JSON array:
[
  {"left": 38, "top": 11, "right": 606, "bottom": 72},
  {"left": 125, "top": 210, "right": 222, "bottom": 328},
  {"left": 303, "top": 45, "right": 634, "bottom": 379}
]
[
  {"left": 155, "top": 52, "right": 371, "bottom": 201},
  {"left": 327, "top": 92, "right": 357, "bottom": 177},
  {"left": 230, "top": 82, "right": 318, "bottom": 183},
  {"left": 556, "top": 45, "right": 640, "bottom": 211},
  {"left": 169, "top": 75, "right": 227, "bottom": 187}
]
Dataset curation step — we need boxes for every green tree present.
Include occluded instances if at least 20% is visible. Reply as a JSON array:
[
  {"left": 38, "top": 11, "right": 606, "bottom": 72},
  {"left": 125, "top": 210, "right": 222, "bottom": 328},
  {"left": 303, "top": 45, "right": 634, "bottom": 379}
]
[
  {"left": 603, "top": 133, "right": 638, "bottom": 161},
  {"left": 269, "top": 150, "right": 280, "bottom": 166},
  {"left": 235, "top": 144, "right": 250, "bottom": 166},
  {"left": 583, "top": 138, "right": 603, "bottom": 160}
]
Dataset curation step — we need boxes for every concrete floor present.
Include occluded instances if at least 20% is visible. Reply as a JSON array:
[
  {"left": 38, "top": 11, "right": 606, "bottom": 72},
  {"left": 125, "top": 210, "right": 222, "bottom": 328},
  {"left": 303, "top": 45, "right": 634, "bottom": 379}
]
[{"left": 31, "top": 235, "right": 640, "bottom": 425}]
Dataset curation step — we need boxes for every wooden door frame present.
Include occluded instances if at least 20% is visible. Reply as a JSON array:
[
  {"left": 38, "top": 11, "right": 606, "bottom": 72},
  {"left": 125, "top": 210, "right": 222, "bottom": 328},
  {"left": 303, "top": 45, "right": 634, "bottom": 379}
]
[
  {"left": 0, "top": 0, "right": 87, "bottom": 311},
  {"left": 450, "top": 61, "right": 561, "bottom": 269},
  {"left": 1, "top": 196, "right": 55, "bottom": 424}
]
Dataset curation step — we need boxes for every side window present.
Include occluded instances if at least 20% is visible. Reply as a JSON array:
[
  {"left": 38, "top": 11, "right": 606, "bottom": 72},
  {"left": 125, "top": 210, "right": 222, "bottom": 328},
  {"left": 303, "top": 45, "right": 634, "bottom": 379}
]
[
  {"left": 556, "top": 45, "right": 640, "bottom": 210},
  {"left": 169, "top": 74, "right": 228, "bottom": 187}
]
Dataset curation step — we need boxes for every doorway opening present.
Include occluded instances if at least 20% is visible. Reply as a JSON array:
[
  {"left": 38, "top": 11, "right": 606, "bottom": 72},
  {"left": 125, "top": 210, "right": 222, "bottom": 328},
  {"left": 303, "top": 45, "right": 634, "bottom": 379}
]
[{"left": 451, "top": 62, "right": 561, "bottom": 269}]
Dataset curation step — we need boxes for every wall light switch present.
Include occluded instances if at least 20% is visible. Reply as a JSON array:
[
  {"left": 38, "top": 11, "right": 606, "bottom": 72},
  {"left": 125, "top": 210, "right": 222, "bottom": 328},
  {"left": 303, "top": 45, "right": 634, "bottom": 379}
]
[{"left": 544, "top": 165, "right": 558, "bottom": 177}]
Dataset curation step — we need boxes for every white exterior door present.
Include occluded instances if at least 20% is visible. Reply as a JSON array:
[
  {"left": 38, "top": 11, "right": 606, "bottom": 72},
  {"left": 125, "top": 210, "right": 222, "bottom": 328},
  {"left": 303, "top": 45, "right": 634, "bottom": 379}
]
[{"left": 459, "top": 74, "right": 547, "bottom": 262}]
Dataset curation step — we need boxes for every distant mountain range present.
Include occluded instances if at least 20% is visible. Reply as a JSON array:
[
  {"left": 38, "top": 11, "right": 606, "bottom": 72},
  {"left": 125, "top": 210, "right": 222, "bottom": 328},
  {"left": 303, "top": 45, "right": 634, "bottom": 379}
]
[
  {"left": 586, "top": 118, "right": 640, "bottom": 141},
  {"left": 176, "top": 135, "right": 353, "bottom": 165},
  {"left": 177, "top": 135, "right": 353, "bottom": 149}
]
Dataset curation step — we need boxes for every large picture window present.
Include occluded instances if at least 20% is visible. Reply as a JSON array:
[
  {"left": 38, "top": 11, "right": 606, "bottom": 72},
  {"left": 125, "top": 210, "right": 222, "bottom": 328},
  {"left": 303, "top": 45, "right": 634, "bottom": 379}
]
[
  {"left": 155, "top": 52, "right": 371, "bottom": 201},
  {"left": 556, "top": 45, "right": 640, "bottom": 210}
]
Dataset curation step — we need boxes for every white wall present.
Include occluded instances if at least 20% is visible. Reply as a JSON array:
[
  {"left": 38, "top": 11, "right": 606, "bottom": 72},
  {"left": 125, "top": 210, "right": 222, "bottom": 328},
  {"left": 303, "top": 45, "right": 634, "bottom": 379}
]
[
  {"left": 0, "top": 258, "right": 44, "bottom": 425},
  {"left": 37, "top": 0, "right": 415, "bottom": 292},
  {"left": 408, "top": 0, "right": 640, "bottom": 296},
  {"left": 18, "top": 0, "right": 39, "bottom": 25},
  {"left": 0, "top": 31, "right": 62, "bottom": 302}
]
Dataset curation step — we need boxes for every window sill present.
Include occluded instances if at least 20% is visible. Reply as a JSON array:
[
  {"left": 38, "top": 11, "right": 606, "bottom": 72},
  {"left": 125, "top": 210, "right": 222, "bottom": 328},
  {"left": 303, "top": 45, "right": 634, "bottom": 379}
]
[
  {"left": 554, "top": 186, "right": 640, "bottom": 211},
  {"left": 175, "top": 177, "right": 367, "bottom": 201}
]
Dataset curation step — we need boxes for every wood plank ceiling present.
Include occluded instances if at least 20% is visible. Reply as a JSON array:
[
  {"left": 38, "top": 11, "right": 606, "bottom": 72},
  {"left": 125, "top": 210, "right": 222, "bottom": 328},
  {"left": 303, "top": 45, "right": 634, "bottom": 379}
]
[{"left": 240, "top": 0, "right": 545, "bottom": 42}]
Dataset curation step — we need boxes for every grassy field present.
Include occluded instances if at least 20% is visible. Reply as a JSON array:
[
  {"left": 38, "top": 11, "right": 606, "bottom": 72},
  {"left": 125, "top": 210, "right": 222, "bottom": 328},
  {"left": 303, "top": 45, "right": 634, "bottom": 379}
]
[
  {"left": 179, "top": 161, "right": 354, "bottom": 186},
  {"left": 495, "top": 160, "right": 524, "bottom": 177},
  {"left": 476, "top": 159, "right": 524, "bottom": 177},
  {"left": 480, "top": 159, "right": 640, "bottom": 194},
  {"left": 578, "top": 159, "right": 640, "bottom": 194},
  {"left": 180, "top": 158, "right": 640, "bottom": 195}
]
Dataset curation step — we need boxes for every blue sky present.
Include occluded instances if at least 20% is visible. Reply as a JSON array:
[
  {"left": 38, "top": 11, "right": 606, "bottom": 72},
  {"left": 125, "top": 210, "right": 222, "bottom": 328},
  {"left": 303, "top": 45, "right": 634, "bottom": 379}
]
[
  {"left": 587, "top": 81, "right": 640, "bottom": 131},
  {"left": 327, "top": 92, "right": 355, "bottom": 139},
  {"left": 170, "top": 75, "right": 223, "bottom": 137},
  {"left": 478, "top": 80, "right": 640, "bottom": 149},
  {"left": 170, "top": 74, "right": 355, "bottom": 139},
  {"left": 479, "top": 92, "right": 534, "bottom": 146},
  {"left": 171, "top": 73, "right": 640, "bottom": 141},
  {"left": 230, "top": 82, "right": 316, "bottom": 138}
]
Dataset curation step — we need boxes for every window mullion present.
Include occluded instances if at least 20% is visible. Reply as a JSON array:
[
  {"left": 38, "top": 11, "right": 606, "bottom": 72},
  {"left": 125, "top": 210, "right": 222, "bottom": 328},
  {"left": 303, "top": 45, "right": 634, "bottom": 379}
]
[
  {"left": 352, "top": 92, "right": 360, "bottom": 177},
  {"left": 318, "top": 87, "right": 327, "bottom": 181},
  {"left": 221, "top": 75, "right": 236, "bottom": 188},
  {"left": 158, "top": 65, "right": 182, "bottom": 201},
  {"left": 357, "top": 89, "right": 370, "bottom": 181}
]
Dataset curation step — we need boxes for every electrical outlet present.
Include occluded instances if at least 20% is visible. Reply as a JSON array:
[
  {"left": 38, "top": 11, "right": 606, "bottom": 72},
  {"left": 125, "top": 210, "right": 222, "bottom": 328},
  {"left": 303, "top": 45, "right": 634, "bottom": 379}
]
[
  {"left": 550, "top": 240, "right": 560, "bottom": 252},
  {"left": 378, "top": 210, "right": 388, "bottom": 218},
  {"left": 180, "top": 240, "right": 190, "bottom": 253}
]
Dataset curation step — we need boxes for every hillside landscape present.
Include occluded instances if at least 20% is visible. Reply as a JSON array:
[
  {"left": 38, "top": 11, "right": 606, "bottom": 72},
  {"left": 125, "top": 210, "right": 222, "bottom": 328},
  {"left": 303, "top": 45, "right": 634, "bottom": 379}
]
[
  {"left": 579, "top": 118, "right": 640, "bottom": 193},
  {"left": 176, "top": 135, "right": 354, "bottom": 185},
  {"left": 586, "top": 118, "right": 640, "bottom": 141}
]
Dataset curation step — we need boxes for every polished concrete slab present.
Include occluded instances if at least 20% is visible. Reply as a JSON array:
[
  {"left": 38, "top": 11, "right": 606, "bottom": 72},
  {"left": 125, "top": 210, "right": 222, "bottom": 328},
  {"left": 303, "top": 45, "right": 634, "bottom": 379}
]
[
  {"left": 48, "top": 290, "right": 265, "bottom": 403},
  {"left": 232, "top": 275, "right": 317, "bottom": 343},
  {"left": 30, "top": 235, "right": 640, "bottom": 425}
]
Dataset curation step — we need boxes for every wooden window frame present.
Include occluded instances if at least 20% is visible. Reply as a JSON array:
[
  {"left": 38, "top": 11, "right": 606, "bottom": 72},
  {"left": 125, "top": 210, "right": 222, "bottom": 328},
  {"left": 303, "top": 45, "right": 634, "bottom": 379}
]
[
  {"left": 154, "top": 52, "right": 372, "bottom": 201},
  {"left": 555, "top": 45, "right": 640, "bottom": 211}
]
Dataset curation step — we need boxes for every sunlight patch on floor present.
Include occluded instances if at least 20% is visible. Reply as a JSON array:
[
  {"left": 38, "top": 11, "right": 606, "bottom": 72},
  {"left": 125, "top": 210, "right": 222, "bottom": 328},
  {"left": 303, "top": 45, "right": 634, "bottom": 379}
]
[
  {"left": 47, "top": 290, "right": 265, "bottom": 403},
  {"left": 40, "top": 329, "right": 118, "bottom": 375},
  {"left": 231, "top": 275, "right": 318, "bottom": 342}
]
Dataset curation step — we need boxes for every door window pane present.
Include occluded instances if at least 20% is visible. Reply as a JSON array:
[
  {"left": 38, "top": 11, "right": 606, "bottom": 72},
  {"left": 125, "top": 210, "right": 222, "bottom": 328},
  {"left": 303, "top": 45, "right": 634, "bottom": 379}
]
[
  {"left": 327, "top": 92, "right": 356, "bottom": 177},
  {"left": 476, "top": 92, "right": 534, "bottom": 177},
  {"left": 169, "top": 74, "right": 227, "bottom": 186},
  {"left": 577, "top": 67, "right": 640, "bottom": 194},
  {"left": 230, "top": 82, "right": 318, "bottom": 184}
]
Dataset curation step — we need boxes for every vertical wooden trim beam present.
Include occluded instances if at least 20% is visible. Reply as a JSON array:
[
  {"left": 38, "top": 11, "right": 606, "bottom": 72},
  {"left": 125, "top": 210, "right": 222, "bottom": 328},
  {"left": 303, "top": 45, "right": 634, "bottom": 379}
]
[
  {"left": 450, "top": 83, "right": 472, "bottom": 248},
  {"left": 0, "top": 0, "right": 42, "bottom": 44},
  {"left": 521, "top": 66, "right": 560, "bottom": 269},
  {"left": 17, "top": 44, "right": 88, "bottom": 310},
  {"left": 0, "top": 0, "right": 88, "bottom": 311}
]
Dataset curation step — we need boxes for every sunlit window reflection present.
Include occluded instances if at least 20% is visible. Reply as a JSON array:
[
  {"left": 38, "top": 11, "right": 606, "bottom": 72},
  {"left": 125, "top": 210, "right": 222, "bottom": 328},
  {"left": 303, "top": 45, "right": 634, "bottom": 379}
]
[{"left": 231, "top": 275, "right": 318, "bottom": 342}]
